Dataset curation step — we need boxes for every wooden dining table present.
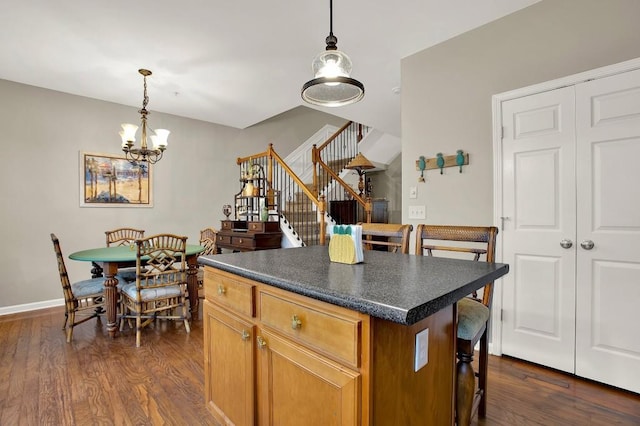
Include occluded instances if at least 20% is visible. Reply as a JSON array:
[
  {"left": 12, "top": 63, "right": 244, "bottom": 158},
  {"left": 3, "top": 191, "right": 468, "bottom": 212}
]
[{"left": 69, "top": 244, "right": 205, "bottom": 338}]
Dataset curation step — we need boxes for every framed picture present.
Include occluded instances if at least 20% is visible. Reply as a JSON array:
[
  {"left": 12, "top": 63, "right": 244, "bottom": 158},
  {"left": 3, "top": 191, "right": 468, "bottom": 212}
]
[{"left": 79, "top": 151, "right": 153, "bottom": 207}]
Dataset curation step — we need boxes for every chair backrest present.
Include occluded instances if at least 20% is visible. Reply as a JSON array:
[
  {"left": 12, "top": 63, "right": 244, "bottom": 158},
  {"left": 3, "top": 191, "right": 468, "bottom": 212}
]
[
  {"left": 136, "top": 234, "right": 188, "bottom": 291},
  {"left": 415, "top": 225, "right": 498, "bottom": 307},
  {"left": 359, "top": 223, "right": 413, "bottom": 254},
  {"left": 50, "top": 233, "right": 75, "bottom": 307},
  {"left": 105, "top": 227, "right": 145, "bottom": 247},
  {"left": 199, "top": 227, "right": 219, "bottom": 256}
]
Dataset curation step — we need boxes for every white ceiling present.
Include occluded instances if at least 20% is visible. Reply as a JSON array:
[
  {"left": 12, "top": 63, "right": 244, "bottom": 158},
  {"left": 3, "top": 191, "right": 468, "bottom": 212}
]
[{"left": 0, "top": 0, "right": 538, "bottom": 137}]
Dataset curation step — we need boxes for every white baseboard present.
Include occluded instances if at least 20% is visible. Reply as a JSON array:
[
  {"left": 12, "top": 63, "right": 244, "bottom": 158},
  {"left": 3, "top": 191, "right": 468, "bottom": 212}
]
[{"left": 0, "top": 298, "right": 64, "bottom": 316}]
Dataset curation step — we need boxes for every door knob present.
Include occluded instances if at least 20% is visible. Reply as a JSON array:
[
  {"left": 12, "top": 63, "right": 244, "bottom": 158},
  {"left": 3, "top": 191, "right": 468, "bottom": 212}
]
[
  {"left": 580, "top": 240, "right": 595, "bottom": 250},
  {"left": 560, "top": 239, "right": 573, "bottom": 249}
]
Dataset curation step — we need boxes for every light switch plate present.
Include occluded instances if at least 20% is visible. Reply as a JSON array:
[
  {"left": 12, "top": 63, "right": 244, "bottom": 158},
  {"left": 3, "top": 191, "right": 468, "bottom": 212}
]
[
  {"left": 414, "top": 328, "right": 429, "bottom": 372},
  {"left": 408, "top": 205, "right": 426, "bottom": 219},
  {"left": 409, "top": 186, "right": 417, "bottom": 199}
]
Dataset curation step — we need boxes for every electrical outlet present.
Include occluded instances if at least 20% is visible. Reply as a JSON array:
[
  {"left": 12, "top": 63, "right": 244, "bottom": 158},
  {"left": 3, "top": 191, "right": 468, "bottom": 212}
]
[
  {"left": 408, "top": 205, "right": 426, "bottom": 219},
  {"left": 409, "top": 186, "right": 417, "bottom": 199},
  {"left": 414, "top": 328, "right": 429, "bottom": 372}
]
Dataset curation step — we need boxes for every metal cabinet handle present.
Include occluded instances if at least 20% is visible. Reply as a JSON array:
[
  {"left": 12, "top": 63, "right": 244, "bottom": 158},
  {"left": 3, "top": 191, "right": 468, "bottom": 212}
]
[
  {"left": 241, "top": 329, "right": 250, "bottom": 341},
  {"left": 580, "top": 240, "right": 595, "bottom": 250},
  {"left": 291, "top": 315, "right": 302, "bottom": 330},
  {"left": 217, "top": 285, "right": 226, "bottom": 295},
  {"left": 256, "top": 335, "right": 267, "bottom": 349},
  {"left": 560, "top": 239, "right": 573, "bottom": 249}
]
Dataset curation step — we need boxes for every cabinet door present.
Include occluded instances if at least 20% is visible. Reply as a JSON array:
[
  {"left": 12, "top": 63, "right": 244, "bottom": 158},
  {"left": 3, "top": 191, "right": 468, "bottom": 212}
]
[
  {"left": 255, "top": 329, "right": 360, "bottom": 426},
  {"left": 204, "top": 302, "right": 255, "bottom": 426}
]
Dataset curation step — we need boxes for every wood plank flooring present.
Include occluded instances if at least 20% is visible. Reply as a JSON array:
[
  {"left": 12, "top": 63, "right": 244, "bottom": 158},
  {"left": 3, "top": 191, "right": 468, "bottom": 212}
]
[{"left": 1, "top": 306, "right": 638, "bottom": 425}]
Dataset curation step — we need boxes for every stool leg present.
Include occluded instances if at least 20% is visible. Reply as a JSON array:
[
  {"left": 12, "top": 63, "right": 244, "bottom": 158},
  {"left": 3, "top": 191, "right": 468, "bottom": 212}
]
[
  {"left": 478, "top": 331, "right": 488, "bottom": 417},
  {"left": 456, "top": 350, "right": 475, "bottom": 426}
]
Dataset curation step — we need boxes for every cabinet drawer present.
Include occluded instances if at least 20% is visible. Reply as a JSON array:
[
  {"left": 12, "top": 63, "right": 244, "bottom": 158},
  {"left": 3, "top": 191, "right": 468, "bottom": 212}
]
[
  {"left": 204, "top": 268, "right": 255, "bottom": 317},
  {"left": 248, "top": 221, "right": 265, "bottom": 232},
  {"left": 232, "top": 235, "right": 255, "bottom": 249},
  {"left": 220, "top": 221, "right": 234, "bottom": 231},
  {"left": 258, "top": 291, "right": 360, "bottom": 367},
  {"left": 217, "top": 234, "right": 231, "bottom": 245}
]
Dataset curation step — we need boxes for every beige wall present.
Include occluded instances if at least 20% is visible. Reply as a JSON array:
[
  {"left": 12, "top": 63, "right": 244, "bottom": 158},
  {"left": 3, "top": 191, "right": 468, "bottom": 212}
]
[
  {"left": 0, "top": 80, "right": 345, "bottom": 309},
  {"left": 401, "top": 0, "right": 640, "bottom": 250}
]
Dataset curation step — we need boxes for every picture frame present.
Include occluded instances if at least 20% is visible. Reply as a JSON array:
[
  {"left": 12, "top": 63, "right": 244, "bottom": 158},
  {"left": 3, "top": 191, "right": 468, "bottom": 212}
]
[{"left": 79, "top": 151, "right": 153, "bottom": 207}]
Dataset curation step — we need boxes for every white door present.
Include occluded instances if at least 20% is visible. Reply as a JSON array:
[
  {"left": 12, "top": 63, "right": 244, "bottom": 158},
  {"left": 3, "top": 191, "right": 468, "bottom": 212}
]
[
  {"left": 500, "top": 87, "right": 577, "bottom": 373},
  {"left": 574, "top": 69, "right": 640, "bottom": 393}
]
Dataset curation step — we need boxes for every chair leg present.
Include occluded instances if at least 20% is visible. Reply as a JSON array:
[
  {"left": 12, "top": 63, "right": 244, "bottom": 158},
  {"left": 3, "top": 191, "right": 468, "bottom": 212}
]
[
  {"left": 456, "top": 349, "right": 475, "bottom": 426},
  {"left": 136, "top": 315, "right": 142, "bottom": 348},
  {"left": 66, "top": 312, "right": 76, "bottom": 343},
  {"left": 183, "top": 302, "right": 191, "bottom": 333},
  {"left": 478, "top": 331, "right": 489, "bottom": 417}
]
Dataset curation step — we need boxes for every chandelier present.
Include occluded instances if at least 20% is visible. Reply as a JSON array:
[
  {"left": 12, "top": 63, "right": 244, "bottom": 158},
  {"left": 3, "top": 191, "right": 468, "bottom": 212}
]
[
  {"left": 119, "top": 69, "right": 170, "bottom": 164},
  {"left": 301, "top": 0, "right": 365, "bottom": 107}
]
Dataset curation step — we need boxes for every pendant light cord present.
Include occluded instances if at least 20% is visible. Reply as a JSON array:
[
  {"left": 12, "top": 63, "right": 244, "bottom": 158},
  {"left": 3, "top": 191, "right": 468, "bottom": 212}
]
[{"left": 329, "top": 0, "right": 333, "bottom": 36}]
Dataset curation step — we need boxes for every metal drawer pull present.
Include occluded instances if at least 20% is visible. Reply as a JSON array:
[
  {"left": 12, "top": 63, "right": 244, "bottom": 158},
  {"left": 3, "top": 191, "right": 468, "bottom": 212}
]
[
  {"left": 560, "top": 239, "right": 573, "bottom": 249},
  {"left": 257, "top": 336, "right": 267, "bottom": 349},
  {"left": 217, "top": 285, "right": 226, "bottom": 295},
  {"left": 291, "top": 315, "right": 302, "bottom": 330},
  {"left": 580, "top": 240, "right": 595, "bottom": 250},
  {"left": 241, "top": 329, "right": 250, "bottom": 341}
]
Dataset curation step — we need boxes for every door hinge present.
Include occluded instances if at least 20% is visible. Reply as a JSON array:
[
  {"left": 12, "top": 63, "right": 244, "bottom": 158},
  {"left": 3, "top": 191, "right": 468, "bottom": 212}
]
[{"left": 500, "top": 308, "right": 504, "bottom": 322}]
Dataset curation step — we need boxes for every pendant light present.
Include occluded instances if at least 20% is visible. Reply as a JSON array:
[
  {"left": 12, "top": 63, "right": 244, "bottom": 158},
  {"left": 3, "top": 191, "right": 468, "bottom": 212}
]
[{"left": 301, "top": 0, "right": 365, "bottom": 107}]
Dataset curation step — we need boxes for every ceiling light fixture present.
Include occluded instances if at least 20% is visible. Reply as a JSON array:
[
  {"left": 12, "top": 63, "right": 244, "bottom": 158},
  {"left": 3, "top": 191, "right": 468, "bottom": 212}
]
[
  {"left": 120, "top": 69, "right": 170, "bottom": 165},
  {"left": 301, "top": 0, "right": 365, "bottom": 107}
]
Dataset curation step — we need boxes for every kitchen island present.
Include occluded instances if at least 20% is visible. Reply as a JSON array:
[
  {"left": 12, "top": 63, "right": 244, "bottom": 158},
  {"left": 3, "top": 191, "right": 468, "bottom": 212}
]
[{"left": 198, "top": 245, "right": 508, "bottom": 425}]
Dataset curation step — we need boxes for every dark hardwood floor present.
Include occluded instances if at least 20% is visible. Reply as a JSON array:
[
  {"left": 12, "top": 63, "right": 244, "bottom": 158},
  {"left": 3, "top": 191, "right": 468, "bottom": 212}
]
[{"left": 1, "top": 306, "right": 639, "bottom": 425}]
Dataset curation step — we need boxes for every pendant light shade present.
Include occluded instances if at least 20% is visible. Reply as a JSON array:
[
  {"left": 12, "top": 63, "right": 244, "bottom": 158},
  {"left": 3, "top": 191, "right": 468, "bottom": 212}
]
[{"left": 301, "top": 0, "right": 364, "bottom": 107}]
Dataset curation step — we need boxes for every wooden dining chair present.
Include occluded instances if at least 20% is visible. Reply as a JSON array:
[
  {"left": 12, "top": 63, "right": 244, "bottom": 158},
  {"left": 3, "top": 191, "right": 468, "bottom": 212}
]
[
  {"left": 414, "top": 224, "right": 498, "bottom": 426},
  {"left": 359, "top": 223, "right": 413, "bottom": 254},
  {"left": 51, "top": 233, "right": 107, "bottom": 343},
  {"left": 197, "top": 227, "right": 220, "bottom": 297},
  {"left": 104, "top": 227, "right": 145, "bottom": 282},
  {"left": 119, "top": 233, "right": 190, "bottom": 347}
]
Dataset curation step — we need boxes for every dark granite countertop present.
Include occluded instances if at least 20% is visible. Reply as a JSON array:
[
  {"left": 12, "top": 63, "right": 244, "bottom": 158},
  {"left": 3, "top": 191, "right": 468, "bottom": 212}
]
[{"left": 198, "top": 245, "right": 509, "bottom": 325}]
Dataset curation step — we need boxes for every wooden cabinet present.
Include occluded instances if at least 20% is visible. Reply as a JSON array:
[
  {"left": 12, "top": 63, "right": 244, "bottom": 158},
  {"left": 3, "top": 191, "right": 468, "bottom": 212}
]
[
  {"left": 329, "top": 199, "right": 388, "bottom": 224},
  {"left": 217, "top": 220, "right": 281, "bottom": 252},
  {"left": 203, "top": 266, "right": 456, "bottom": 425}
]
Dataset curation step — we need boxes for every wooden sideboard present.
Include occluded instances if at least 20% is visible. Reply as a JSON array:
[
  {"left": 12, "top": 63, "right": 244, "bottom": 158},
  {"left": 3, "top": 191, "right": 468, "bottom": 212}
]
[{"left": 217, "top": 220, "right": 281, "bottom": 252}]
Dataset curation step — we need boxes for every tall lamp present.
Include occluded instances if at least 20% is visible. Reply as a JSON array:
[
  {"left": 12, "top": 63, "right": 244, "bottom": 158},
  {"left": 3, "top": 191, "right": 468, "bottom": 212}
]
[{"left": 345, "top": 153, "right": 375, "bottom": 196}]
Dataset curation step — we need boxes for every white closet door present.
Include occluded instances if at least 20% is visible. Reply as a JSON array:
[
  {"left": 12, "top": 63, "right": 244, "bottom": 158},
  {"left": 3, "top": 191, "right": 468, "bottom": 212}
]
[
  {"left": 500, "top": 86, "right": 577, "bottom": 373},
  {"left": 575, "top": 68, "right": 640, "bottom": 393}
]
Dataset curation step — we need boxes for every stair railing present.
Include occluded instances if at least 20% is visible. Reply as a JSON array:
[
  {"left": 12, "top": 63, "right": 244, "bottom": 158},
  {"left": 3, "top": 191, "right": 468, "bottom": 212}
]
[
  {"left": 237, "top": 144, "right": 327, "bottom": 246},
  {"left": 236, "top": 121, "right": 371, "bottom": 246},
  {"left": 312, "top": 121, "right": 373, "bottom": 223}
]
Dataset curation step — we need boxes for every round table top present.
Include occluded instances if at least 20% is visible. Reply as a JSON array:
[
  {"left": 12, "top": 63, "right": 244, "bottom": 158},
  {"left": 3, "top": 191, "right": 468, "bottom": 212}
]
[{"left": 69, "top": 244, "right": 205, "bottom": 262}]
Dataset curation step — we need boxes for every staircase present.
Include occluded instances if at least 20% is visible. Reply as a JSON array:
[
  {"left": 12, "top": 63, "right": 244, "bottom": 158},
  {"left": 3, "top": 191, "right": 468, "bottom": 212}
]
[{"left": 236, "top": 121, "right": 373, "bottom": 247}]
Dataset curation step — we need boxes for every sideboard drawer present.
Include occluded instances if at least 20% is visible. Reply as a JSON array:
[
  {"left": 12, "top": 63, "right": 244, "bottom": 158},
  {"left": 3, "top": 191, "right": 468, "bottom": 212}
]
[
  {"left": 248, "top": 221, "right": 265, "bottom": 232},
  {"left": 258, "top": 290, "right": 360, "bottom": 368},
  {"left": 204, "top": 268, "right": 255, "bottom": 318},
  {"left": 232, "top": 235, "right": 255, "bottom": 249},
  {"left": 217, "top": 235, "right": 231, "bottom": 245}
]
